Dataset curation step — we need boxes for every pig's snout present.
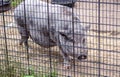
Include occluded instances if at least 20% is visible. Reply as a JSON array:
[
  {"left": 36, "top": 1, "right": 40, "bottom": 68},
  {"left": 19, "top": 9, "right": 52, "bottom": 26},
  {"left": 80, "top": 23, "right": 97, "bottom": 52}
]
[{"left": 77, "top": 54, "right": 87, "bottom": 60}]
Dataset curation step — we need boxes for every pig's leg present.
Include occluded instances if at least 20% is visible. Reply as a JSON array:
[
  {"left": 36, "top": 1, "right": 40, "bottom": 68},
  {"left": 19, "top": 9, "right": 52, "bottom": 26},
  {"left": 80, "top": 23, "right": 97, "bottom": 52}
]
[
  {"left": 60, "top": 50, "right": 71, "bottom": 69},
  {"left": 18, "top": 27, "right": 29, "bottom": 48},
  {"left": 14, "top": 17, "right": 30, "bottom": 48},
  {"left": 55, "top": 33, "right": 71, "bottom": 69},
  {"left": 19, "top": 35, "right": 29, "bottom": 48}
]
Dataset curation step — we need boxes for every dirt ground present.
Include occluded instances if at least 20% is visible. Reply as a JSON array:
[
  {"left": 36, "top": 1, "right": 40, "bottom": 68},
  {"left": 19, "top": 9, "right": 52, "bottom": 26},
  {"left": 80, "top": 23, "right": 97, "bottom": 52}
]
[{"left": 0, "top": 0, "right": 120, "bottom": 77}]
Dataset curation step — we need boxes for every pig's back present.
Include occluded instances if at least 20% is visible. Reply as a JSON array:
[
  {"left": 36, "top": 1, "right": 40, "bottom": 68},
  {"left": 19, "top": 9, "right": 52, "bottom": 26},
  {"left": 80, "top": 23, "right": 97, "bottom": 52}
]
[{"left": 14, "top": 0, "right": 72, "bottom": 23}]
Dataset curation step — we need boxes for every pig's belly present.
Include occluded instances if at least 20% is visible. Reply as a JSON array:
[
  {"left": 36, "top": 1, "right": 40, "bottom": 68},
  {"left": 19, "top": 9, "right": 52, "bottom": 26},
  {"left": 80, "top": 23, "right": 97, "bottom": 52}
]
[
  {"left": 30, "top": 34, "right": 57, "bottom": 48},
  {"left": 36, "top": 39, "right": 56, "bottom": 48}
]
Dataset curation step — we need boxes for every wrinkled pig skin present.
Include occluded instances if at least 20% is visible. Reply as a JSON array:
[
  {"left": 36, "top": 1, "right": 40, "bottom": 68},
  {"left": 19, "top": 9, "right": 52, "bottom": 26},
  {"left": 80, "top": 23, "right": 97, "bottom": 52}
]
[{"left": 14, "top": 0, "right": 90, "bottom": 68}]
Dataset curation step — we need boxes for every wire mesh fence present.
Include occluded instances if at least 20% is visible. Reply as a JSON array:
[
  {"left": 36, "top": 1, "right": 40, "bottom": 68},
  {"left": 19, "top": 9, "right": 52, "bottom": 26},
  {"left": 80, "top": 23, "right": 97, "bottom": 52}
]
[{"left": 0, "top": 0, "right": 120, "bottom": 77}]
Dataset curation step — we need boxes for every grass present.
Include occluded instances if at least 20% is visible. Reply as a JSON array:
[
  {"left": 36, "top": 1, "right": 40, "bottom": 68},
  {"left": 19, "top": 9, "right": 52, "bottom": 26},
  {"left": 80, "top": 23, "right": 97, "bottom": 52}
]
[
  {"left": 22, "top": 67, "right": 58, "bottom": 77},
  {"left": 1, "top": 1, "right": 120, "bottom": 77},
  {"left": 0, "top": 64, "right": 58, "bottom": 77},
  {"left": 0, "top": 60, "right": 58, "bottom": 77},
  {"left": 11, "top": 0, "right": 23, "bottom": 7},
  {"left": 0, "top": 64, "right": 16, "bottom": 77}
]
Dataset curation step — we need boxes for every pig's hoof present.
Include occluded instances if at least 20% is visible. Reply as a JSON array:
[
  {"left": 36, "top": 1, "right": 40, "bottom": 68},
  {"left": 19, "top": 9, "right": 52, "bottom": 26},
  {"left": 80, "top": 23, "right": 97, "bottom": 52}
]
[
  {"left": 19, "top": 42, "right": 23, "bottom": 45},
  {"left": 24, "top": 44, "right": 29, "bottom": 49},
  {"left": 19, "top": 41, "right": 23, "bottom": 45}
]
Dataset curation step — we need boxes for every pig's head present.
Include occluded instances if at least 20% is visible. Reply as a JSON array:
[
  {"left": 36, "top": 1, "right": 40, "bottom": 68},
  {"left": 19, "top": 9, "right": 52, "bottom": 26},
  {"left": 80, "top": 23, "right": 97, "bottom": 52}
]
[{"left": 57, "top": 17, "right": 90, "bottom": 61}]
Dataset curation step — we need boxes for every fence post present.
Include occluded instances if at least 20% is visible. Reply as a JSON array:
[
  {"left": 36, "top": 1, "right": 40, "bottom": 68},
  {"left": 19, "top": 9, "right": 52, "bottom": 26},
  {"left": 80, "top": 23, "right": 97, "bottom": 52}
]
[
  {"left": 23, "top": 0, "right": 30, "bottom": 75},
  {"left": 98, "top": 0, "right": 101, "bottom": 77},
  {"left": 2, "top": 0, "right": 9, "bottom": 74}
]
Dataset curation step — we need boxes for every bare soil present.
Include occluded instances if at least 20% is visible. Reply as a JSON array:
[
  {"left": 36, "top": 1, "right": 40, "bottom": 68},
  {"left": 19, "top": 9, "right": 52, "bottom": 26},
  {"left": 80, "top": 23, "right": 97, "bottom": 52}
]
[{"left": 0, "top": 0, "right": 120, "bottom": 77}]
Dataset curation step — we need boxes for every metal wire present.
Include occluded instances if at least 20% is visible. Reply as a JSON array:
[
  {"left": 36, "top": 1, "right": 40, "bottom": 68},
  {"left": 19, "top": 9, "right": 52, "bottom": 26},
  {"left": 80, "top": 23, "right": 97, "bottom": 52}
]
[{"left": 0, "top": 0, "right": 120, "bottom": 77}]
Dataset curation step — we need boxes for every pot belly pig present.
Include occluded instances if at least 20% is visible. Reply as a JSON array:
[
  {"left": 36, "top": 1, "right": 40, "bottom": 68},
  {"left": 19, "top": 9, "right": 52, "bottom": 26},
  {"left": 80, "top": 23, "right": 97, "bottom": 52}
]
[{"left": 14, "top": 0, "right": 90, "bottom": 68}]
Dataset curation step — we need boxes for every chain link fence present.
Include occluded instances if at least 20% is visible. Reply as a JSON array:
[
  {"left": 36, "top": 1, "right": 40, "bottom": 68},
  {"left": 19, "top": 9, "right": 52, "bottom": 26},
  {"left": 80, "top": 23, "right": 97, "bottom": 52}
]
[{"left": 0, "top": 0, "right": 120, "bottom": 77}]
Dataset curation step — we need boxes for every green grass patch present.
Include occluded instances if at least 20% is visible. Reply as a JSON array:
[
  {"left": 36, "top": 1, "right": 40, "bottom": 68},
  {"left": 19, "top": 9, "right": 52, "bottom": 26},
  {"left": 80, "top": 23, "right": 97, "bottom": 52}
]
[
  {"left": 11, "top": 0, "right": 23, "bottom": 7},
  {"left": 0, "top": 60, "right": 58, "bottom": 77}
]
